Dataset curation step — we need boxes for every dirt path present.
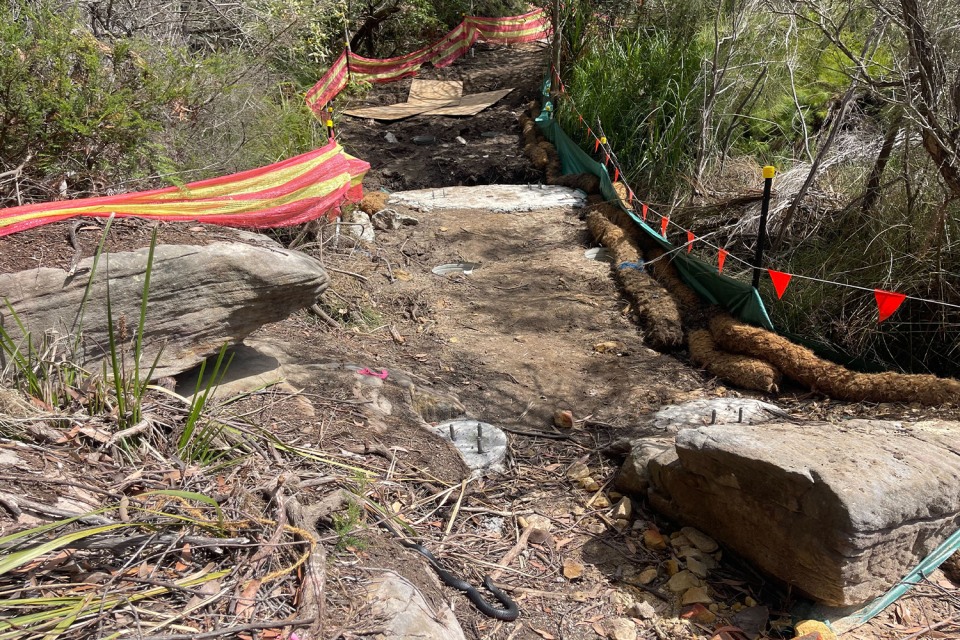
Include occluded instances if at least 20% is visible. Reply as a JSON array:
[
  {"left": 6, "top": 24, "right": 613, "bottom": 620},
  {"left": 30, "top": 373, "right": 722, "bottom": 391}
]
[{"left": 4, "top": 38, "right": 958, "bottom": 640}]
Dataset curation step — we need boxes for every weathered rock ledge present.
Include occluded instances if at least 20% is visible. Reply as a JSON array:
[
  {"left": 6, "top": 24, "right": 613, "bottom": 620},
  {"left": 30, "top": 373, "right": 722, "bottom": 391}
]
[
  {"left": 0, "top": 238, "right": 328, "bottom": 378},
  {"left": 643, "top": 420, "right": 960, "bottom": 606}
]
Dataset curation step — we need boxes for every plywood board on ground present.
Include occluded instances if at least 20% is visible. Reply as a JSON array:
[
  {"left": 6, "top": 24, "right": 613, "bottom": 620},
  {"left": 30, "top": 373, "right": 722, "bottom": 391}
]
[
  {"left": 344, "top": 100, "right": 458, "bottom": 120},
  {"left": 422, "top": 88, "right": 514, "bottom": 116},
  {"left": 408, "top": 79, "right": 463, "bottom": 104}
]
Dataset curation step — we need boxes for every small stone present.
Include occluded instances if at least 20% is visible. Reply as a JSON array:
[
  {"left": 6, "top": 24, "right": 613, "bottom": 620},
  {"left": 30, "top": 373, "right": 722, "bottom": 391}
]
[
  {"left": 385, "top": 132, "right": 398, "bottom": 143},
  {"left": 745, "top": 596, "right": 757, "bottom": 607},
  {"left": 708, "top": 604, "right": 719, "bottom": 613},
  {"left": 626, "top": 601, "right": 656, "bottom": 619},
  {"left": 455, "top": 136, "right": 467, "bottom": 145},
  {"left": 666, "top": 570, "right": 700, "bottom": 593},
  {"left": 681, "top": 527, "right": 718, "bottom": 553},
  {"left": 586, "top": 522, "right": 606, "bottom": 534},
  {"left": 609, "top": 491, "right": 623, "bottom": 501},
  {"left": 643, "top": 529, "right": 667, "bottom": 550},
  {"left": 793, "top": 634, "right": 824, "bottom": 640},
  {"left": 632, "top": 520, "right": 646, "bottom": 530},
  {"left": 665, "top": 559, "right": 679, "bottom": 575},
  {"left": 680, "top": 603, "right": 717, "bottom": 624},
  {"left": 594, "top": 494, "right": 611, "bottom": 508},
  {"left": 573, "top": 506, "right": 585, "bottom": 516},
  {"left": 567, "top": 462, "right": 590, "bottom": 480},
  {"left": 732, "top": 602, "right": 744, "bottom": 612},
  {"left": 678, "top": 546, "right": 718, "bottom": 569},
  {"left": 615, "top": 518, "right": 630, "bottom": 529},
  {"left": 604, "top": 617, "right": 637, "bottom": 640},
  {"left": 392, "top": 269, "right": 412, "bottom": 281},
  {"left": 579, "top": 476, "right": 595, "bottom": 489},
  {"left": 554, "top": 409, "right": 574, "bottom": 428},
  {"left": 563, "top": 558, "right": 584, "bottom": 580},
  {"left": 670, "top": 534, "right": 692, "bottom": 549},
  {"left": 526, "top": 514, "right": 553, "bottom": 544},
  {"left": 635, "top": 567, "right": 658, "bottom": 584},
  {"left": 594, "top": 341, "right": 626, "bottom": 353},
  {"left": 613, "top": 497, "right": 632, "bottom": 519},
  {"left": 686, "top": 555, "right": 709, "bottom": 578},
  {"left": 670, "top": 531, "right": 682, "bottom": 539},
  {"left": 681, "top": 586, "right": 713, "bottom": 606},
  {"left": 794, "top": 621, "right": 836, "bottom": 640},
  {"left": 584, "top": 479, "right": 601, "bottom": 492}
]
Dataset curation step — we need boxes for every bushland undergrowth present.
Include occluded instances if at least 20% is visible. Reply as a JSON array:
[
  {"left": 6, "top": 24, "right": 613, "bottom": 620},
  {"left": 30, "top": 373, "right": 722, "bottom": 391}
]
[{"left": 556, "top": 0, "right": 960, "bottom": 378}]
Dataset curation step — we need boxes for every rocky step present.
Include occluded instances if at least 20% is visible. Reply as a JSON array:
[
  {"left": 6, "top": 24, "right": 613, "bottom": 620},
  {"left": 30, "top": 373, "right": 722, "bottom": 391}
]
[
  {"left": 0, "top": 232, "right": 328, "bottom": 378},
  {"left": 643, "top": 419, "right": 960, "bottom": 606}
]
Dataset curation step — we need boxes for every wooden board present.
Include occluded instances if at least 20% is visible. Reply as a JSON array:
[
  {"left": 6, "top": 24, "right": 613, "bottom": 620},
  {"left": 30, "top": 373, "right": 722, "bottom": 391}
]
[
  {"left": 422, "top": 89, "right": 514, "bottom": 116},
  {"left": 343, "top": 101, "right": 457, "bottom": 120},
  {"left": 408, "top": 79, "right": 463, "bottom": 105},
  {"left": 344, "top": 80, "right": 463, "bottom": 120}
]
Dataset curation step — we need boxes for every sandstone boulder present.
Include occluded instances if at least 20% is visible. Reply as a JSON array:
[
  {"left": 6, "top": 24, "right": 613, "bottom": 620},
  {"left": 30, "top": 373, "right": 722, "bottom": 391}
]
[
  {"left": 648, "top": 420, "right": 960, "bottom": 606},
  {"left": 364, "top": 571, "right": 466, "bottom": 640},
  {"left": 0, "top": 240, "right": 328, "bottom": 378}
]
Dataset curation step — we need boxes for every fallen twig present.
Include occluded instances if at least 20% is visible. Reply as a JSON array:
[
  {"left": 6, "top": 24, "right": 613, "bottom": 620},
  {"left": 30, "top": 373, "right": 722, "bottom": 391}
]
[{"left": 489, "top": 525, "right": 534, "bottom": 581}]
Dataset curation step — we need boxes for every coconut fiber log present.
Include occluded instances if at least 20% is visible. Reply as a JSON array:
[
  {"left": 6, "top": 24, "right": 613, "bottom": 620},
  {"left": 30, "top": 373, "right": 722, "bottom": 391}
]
[
  {"left": 359, "top": 192, "right": 389, "bottom": 215},
  {"left": 551, "top": 173, "right": 602, "bottom": 194},
  {"left": 688, "top": 330, "right": 781, "bottom": 393},
  {"left": 598, "top": 204, "right": 702, "bottom": 312},
  {"left": 710, "top": 314, "right": 960, "bottom": 405},
  {"left": 587, "top": 211, "right": 684, "bottom": 351}
]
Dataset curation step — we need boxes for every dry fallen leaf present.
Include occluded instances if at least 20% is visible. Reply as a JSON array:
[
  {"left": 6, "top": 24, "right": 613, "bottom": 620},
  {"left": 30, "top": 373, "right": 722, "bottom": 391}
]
[{"left": 532, "top": 628, "right": 555, "bottom": 640}]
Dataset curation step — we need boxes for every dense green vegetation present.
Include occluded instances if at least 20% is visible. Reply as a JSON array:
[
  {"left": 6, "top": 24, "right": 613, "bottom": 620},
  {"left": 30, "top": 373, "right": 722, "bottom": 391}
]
[
  {"left": 557, "top": 0, "right": 960, "bottom": 377},
  {"left": 0, "top": 0, "right": 522, "bottom": 204}
]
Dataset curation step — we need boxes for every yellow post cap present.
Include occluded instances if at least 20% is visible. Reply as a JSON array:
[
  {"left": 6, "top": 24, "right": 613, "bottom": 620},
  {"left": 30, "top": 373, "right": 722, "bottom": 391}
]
[
  {"left": 600, "top": 136, "right": 607, "bottom": 144},
  {"left": 763, "top": 166, "right": 776, "bottom": 179},
  {"left": 326, "top": 120, "right": 334, "bottom": 127}
]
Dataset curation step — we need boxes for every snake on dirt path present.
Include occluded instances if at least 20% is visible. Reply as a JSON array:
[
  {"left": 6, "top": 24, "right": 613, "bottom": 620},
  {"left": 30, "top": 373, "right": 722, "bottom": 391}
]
[{"left": 379, "top": 519, "right": 519, "bottom": 621}]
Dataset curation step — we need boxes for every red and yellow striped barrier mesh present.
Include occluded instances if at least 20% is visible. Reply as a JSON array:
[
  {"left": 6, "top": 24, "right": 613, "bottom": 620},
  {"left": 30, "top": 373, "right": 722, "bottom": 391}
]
[
  {"left": 305, "top": 9, "right": 550, "bottom": 114},
  {"left": 0, "top": 141, "right": 369, "bottom": 237}
]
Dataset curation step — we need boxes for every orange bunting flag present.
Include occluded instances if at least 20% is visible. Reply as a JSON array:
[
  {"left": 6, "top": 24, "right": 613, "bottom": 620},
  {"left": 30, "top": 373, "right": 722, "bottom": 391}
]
[
  {"left": 595, "top": 138, "right": 600, "bottom": 152},
  {"left": 642, "top": 203, "right": 648, "bottom": 221},
  {"left": 718, "top": 249, "right": 728, "bottom": 274},
  {"left": 579, "top": 114, "right": 583, "bottom": 126},
  {"left": 875, "top": 289, "right": 906, "bottom": 322},
  {"left": 604, "top": 154, "right": 609, "bottom": 166},
  {"left": 628, "top": 189, "right": 634, "bottom": 203},
  {"left": 660, "top": 216, "right": 669, "bottom": 237},
  {"left": 767, "top": 269, "right": 792, "bottom": 299},
  {"left": 613, "top": 168, "right": 619, "bottom": 182},
  {"left": 686, "top": 230, "right": 695, "bottom": 253}
]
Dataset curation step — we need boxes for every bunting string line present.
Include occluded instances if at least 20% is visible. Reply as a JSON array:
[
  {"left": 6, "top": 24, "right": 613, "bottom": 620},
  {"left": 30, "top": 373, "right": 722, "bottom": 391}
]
[{"left": 550, "top": 69, "right": 960, "bottom": 317}]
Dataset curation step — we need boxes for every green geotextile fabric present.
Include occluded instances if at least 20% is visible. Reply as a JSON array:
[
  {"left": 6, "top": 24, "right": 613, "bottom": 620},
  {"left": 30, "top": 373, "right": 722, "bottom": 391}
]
[{"left": 535, "top": 98, "right": 775, "bottom": 331}]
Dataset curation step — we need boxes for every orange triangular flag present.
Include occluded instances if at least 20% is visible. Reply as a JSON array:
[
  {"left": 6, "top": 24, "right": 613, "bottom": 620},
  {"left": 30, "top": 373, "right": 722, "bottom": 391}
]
[
  {"left": 628, "top": 189, "right": 634, "bottom": 203},
  {"left": 595, "top": 138, "right": 600, "bottom": 152},
  {"left": 718, "top": 249, "right": 728, "bottom": 274},
  {"left": 642, "top": 204, "right": 648, "bottom": 221},
  {"left": 875, "top": 289, "right": 906, "bottom": 322},
  {"left": 613, "top": 168, "right": 619, "bottom": 182},
  {"left": 767, "top": 269, "right": 792, "bottom": 299},
  {"left": 686, "top": 231, "right": 695, "bottom": 253},
  {"left": 660, "top": 216, "right": 669, "bottom": 237}
]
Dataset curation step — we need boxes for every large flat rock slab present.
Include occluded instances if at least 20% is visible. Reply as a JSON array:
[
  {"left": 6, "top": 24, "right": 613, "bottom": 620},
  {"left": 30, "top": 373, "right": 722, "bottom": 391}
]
[
  {"left": 0, "top": 241, "right": 328, "bottom": 378},
  {"left": 389, "top": 184, "right": 587, "bottom": 212},
  {"left": 647, "top": 420, "right": 960, "bottom": 606}
]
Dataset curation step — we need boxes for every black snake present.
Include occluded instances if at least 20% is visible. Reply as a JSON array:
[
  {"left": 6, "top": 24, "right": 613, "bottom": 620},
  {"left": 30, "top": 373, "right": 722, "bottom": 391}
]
[{"left": 379, "top": 519, "right": 519, "bottom": 620}]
